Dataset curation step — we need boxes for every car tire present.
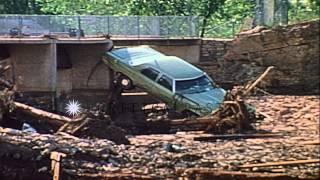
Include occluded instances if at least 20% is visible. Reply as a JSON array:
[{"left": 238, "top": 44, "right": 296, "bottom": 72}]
[{"left": 118, "top": 75, "right": 133, "bottom": 90}]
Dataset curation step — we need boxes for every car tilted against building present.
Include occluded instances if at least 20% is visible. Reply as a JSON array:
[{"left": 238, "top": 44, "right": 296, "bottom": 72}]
[{"left": 103, "top": 47, "right": 226, "bottom": 117}]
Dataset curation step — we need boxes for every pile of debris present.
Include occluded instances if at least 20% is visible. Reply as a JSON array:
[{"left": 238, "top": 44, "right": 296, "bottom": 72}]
[
  {"left": 0, "top": 95, "right": 319, "bottom": 179},
  {"left": 0, "top": 64, "right": 129, "bottom": 144}
]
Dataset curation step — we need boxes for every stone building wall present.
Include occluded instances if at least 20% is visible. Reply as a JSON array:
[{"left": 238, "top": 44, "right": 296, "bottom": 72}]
[
  {"left": 200, "top": 38, "right": 232, "bottom": 62},
  {"left": 222, "top": 20, "right": 319, "bottom": 94},
  {"left": 196, "top": 39, "right": 232, "bottom": 83},
  {"left": 193, "top": 20, "right": 319, "bottom": 94},
  {"left": 9, "top": 44, "right": 56, "bottom": 92}
]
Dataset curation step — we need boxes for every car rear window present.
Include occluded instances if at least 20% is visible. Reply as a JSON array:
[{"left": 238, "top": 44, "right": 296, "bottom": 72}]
[
  {"left": 157, "top": 75, "right": 173, "bottom": 91},
  {"left": 141, "top": 68, "right": 159, "bottom": 81}
]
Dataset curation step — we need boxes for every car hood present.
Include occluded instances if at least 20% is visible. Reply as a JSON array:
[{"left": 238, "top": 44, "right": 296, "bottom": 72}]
[{"left": 182, "top": 88, "right": 226, "bottom": 112}]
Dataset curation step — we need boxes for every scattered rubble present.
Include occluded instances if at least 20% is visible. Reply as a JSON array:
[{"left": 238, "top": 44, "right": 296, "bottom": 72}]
[{"left": 0, "top": 96, "right": 319, "bottom": 179}]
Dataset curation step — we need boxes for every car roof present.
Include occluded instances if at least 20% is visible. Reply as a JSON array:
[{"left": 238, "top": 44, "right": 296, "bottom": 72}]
[
  {"left": 108, "top": 47, "right": 164, "bottom": 64},
  {"left": 107, "top": 47, "right": 204, "bottom": 80}
]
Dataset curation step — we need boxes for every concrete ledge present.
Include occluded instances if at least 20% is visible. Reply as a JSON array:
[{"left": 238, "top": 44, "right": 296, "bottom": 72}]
[
  {"left": 56, "top": 38, "right": 112, "bottom": 44},
  {"left": 0, "top": 37, "right": 53, "bottom": 44},
  {"left": 113, "top": 38, "right": 201, "bottom": 46},
  {"left": 0, "top": 37, "right": 113, "bottom": 45}
]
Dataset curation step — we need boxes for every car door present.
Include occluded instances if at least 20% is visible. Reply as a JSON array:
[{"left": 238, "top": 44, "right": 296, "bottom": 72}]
[
  {"left": 139, "top": 67, "right": 161, "bottom": 92},
  {"left": 155, "top": 74, "right": 175, "bottom": 107}
]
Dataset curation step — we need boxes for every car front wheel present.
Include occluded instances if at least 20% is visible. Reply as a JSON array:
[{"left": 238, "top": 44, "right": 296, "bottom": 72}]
[{"left": 118, "top": 74, "right": 134, "bottom": 90}]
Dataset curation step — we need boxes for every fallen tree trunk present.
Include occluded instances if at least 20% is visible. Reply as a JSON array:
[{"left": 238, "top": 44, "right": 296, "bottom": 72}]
[{"left": 14, "top": 102, "right": 72, "bottom": 126}]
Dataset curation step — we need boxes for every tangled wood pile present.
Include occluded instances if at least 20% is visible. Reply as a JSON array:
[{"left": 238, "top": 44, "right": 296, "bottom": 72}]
[
  {"left": 0, "top": 64, "right": 129, "bottom": 144},
  {"left": 170, "top": 66, "right": 274, "bottom": 133}
]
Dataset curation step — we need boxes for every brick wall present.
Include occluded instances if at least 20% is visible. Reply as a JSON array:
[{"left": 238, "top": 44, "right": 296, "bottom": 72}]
[
  {"left": 200, "top": 38, "right": 232, "bottom": 62},
  {"left": 196, "top": 38, "right": 232, "bottom": 83}
]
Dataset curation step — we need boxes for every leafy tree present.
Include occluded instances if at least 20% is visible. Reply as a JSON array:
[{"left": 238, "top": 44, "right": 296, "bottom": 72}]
[
  {"left": 127, "top": 0, "right": 226, "bottom": 37},
  {"left": 288, "top": 0, "right": 320, "bottom": 23},
  {"left": 36, "top": 0, "right": 128, "bottom": 15},
  {"left": 204, "top": 0, "right": 255, "bottom": 38},
  {"left": 1, "top": 0, "right": 318, "bottom": 37},
  {"left": 127, "top": 0, "right": 192, "bottom": 15},
  {"left": 0, "top": 0, "right": 42, "bottom": 14}
]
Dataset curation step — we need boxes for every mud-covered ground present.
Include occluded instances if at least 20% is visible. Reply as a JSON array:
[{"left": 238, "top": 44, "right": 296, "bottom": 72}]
[{"left": 0, "top": 95, "right": 319, "bottom": 179}]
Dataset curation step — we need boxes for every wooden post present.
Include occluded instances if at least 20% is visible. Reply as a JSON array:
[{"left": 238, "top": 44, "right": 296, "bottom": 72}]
[{"left": 50, "top": 151, "right": 66, "bottom": 180}]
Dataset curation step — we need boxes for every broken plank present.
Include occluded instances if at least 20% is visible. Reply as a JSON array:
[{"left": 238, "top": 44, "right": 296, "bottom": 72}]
[
  {"left": 170, "top": 117, "right": 212, "bottom": 125},
  {"left": 75, "top": 172, "right": 153, "bottom": 180},
  {"left": 193, "top": 133, "right": 283, "bottom": 141},
  {"left": 299, "top": 140, "right": 320, "bottom": 145},
  {"left": 178, "top": 168, "right": 295, "bottom": 179},
  {"left": 239, "top": 159, "right": 320, "bottom": 168}
]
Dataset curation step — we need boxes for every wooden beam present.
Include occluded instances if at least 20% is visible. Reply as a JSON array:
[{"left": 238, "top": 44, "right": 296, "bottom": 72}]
[
  {"left": 177, "top": 168, "right": 294, "bottom": 179},
  {"left": 299, "top": 140, "right": 320, "bottom": 145},
  {"left": 239, "top": 159, "right": 320, "bottom": 168},
  {"left": 50, "top": 151, "right": 66, "bottom": 180}
]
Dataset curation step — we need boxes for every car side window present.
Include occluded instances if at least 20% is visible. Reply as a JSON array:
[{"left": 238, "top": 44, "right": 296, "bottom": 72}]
[
  {"left": 141, "top": 68, "right": 159, "bottom": 81},
  {"left": 157, "top": 75, "right": 173, "bottom": 91}
]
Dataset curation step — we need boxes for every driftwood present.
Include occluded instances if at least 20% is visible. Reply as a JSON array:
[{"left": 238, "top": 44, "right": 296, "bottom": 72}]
[{"left": 243, "top": 66, "right": 274, "bottom": 96}]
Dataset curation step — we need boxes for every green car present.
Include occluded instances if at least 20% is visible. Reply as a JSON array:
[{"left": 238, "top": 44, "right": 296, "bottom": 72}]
[{"left": 103, "top": 47, "right": 226, "bottom": 117}]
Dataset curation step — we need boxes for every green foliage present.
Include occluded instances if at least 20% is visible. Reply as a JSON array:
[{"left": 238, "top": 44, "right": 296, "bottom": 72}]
[
  {"left": 288, "top": 0, "right": 320, "bottom": 24},
  {"left": 0, "top": 0, "right": 42, "bottom": 14},
  {"left": 204, "top": 0, "right": 255, "bottom": 38},
  {"left": 127, "top": 0, "right": 192, "bottom": 16},
  {"left": 36, "top": 0, "right": 129, "bottom": 15},
  {"left": 33, "top": 0, "right": 229, "bottom": 37},
  {"left": 0, "top": 0, "right": 318, "bottom": 38}
]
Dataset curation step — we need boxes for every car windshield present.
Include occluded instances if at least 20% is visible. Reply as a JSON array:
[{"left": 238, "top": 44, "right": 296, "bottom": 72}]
[{"left": 176, "top": 75, "right": 215, "bottom": 94}]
